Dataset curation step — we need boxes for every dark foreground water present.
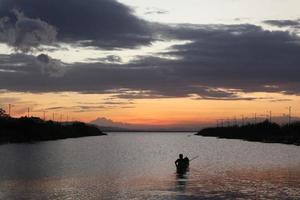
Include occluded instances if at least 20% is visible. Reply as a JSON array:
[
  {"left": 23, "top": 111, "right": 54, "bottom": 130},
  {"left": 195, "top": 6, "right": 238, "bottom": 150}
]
[{"left": 0, "top": 132, "right": 300, "bottom": 200}]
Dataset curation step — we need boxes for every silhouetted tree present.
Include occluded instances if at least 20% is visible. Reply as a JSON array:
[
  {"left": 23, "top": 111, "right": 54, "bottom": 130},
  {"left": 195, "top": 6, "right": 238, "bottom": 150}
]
[
  {"left": 197, "top": 120, "right": 300, "bottom": 145},
  {"left": 0, "top": 116, "right": 105, "bottom": 144},
  {"left": 0, "top": 108, "right": 9, "bottom": 118}
]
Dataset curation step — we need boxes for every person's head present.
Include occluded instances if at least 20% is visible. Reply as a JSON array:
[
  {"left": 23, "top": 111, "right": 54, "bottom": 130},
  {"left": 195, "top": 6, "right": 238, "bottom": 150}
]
[{"left": 179, "top": 154, "right": 183, "bottom": 159}]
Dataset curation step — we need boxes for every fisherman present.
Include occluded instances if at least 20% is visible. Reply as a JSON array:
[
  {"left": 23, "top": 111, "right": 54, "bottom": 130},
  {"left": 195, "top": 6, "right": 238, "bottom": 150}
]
[
  {"left": 175, "top": 154, "right": 190, "bottom": 171},
  {"left": 183, "top": 156, "right": 190, "bottom": 168},
  {"left": 175, "top": 154, "right": 185, "bottom": 169}
]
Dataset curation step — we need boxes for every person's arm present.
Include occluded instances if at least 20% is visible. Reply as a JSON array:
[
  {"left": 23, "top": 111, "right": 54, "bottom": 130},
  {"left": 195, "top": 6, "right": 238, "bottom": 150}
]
[{"left": 175, "top": 159, "right": 178, "bottom": 166}]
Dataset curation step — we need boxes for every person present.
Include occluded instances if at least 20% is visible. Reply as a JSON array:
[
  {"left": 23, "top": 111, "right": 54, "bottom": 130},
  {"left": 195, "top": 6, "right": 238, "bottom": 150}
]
[
  {"left": 175, "top": 154, "right": 184, "bottom": 168},
  {"left": 183, "top": 156, "right": 189, "bottom": 168},
  {"left": 175, "top": 154, "right": 190, "bottom": 173}
]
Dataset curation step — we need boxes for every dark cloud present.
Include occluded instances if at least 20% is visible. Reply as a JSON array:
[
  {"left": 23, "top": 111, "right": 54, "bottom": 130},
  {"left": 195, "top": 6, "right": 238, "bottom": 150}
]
[
  {"left": 0, "top": 9, "right": 57, "bottom": 52},
  {"left": 36, "top": 54, "right": 65, "bottom": 77},
  {"left": 144, "top": 8, "right": 168, "bottom": 15},
  {"left": 0, "top": 53, "right": 65, "bottom": 77},
  {"left": 1, "top": 23, "right": 300, "bottom": 100},
  {"left": 76, "top": 101, "right": 135, "bottom": 111},
  {"left": 269, "top": 99, "right": 292, "bottom": 102},
  {"left": 102, "top": 101, "right": 134, "bottom": 105},
  {"left": 86, "top": 55, "right": 123, "bottom": 63},
  {"left": 36, "top": 54, "right": 50, "bottom": 63},
  {"left": 45, "top": 106, "right": 65, "bottom": 110},
  {"left": 74, "top": 104, "right": 133, "bottom": 112},
  {"left": 45, "top": 105, "right": 107, "bottom": 113},
  {"left": 99, "top": 55, "right": 122, "bottom": 63},
  {"left": 0, "top": 0, "right": 300, "bottom": 100},
  {"left": 263, "top": 19, "right": 300, "bottom": 27},
  {"left": 0, "top": 0, "right": 153, "bottom": 49},
  {"left": 77, "top": 105, "right": 107, "bottom": 110},
  {"left": 154, "top": 24, "right": 300, "bottom": 94}
]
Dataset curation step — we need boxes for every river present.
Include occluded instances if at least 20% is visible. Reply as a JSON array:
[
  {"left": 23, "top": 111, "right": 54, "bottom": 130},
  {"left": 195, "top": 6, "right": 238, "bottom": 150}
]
[{"left": 0, "top": 132, "right": 300, "bottom": 199}]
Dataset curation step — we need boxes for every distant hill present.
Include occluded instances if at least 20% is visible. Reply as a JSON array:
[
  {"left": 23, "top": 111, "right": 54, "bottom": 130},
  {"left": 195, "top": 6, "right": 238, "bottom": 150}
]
[
  {"left": 0, "top": 115, "right": 106, "bottom": 144},
  {"left": 91, "top": 117, "right": 203, "bottom": 132},
  {"left": 196, "top": 120, "right": 300, "bottom": 145}
]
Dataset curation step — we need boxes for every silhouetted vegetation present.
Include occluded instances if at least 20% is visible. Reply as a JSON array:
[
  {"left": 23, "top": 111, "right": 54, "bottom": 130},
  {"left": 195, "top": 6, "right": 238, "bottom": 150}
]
[
  {"left": 196, "top": 120, "right": 300, "bottom": 145},
  {"left": 0, "top": 108, "right": 105, "bottom": 144}
]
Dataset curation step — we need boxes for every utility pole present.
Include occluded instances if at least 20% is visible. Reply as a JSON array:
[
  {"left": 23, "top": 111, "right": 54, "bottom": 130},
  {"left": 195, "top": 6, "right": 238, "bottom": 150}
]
[
  {"left": 219, "top": 119, "right": 224, "bottom": 127},
  {"left": 254, "top": 113, "right": 257, "bottom": 124},
  {"left": 288, "top": 106, "right": 292, "bottom": 125},
  {"left": 269, "top": 111, "right": 272, "bottom": 122},
  {"left": 241, "top": 115, "right": 244, "bottom": 126},
  {"left": 43, "top": 111, "right": 46, "bottom": 121},
  {"left": 282, "top": 114, "right": 286, "bottom": 126},
  {"left": 8, "top": 104, "right": 11, "bottom": 116},
  {"left": 227, "top": 120, "right": 230, "bottom": 127},
  {"left": 27, "top": 107, "right": 30, "bottom": 118},
  {"left": 53, "top": 113, "right": 55, "bottom": 121}
]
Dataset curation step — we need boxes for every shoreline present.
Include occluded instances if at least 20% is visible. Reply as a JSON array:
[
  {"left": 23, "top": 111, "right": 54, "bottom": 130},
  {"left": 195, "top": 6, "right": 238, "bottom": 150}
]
[
  {"left": 0, "top": 116, "right": 106, "bottom": 144},
  {"left": 195, "top": 134, "right": 300, "bottom": 146},
  {"left": 196, "top": 120, "right": 300, "bottom": 146}
]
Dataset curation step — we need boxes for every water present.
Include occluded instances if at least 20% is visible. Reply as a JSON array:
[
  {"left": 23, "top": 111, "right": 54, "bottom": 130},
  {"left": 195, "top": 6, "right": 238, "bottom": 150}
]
[{"left": 0, "top": 132, "right": 300, "bottom": 199}]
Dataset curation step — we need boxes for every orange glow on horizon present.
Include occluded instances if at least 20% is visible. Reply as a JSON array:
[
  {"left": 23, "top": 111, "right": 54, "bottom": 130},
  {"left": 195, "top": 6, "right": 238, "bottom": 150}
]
[{"left": 1, "top": 91, "right": 300, "bottom": 126}]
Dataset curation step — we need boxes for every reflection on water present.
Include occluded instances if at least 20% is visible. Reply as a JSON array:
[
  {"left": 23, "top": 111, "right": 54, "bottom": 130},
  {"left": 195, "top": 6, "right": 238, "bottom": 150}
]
[
  {"left": 0, "top": 132, "right": 300, "bottom": 199},
  {"left": 2, "top": 169, "right": 300, "bottom": 200},
  {"left": 175, "top": 172, "right": 189, "bottom": 193}
]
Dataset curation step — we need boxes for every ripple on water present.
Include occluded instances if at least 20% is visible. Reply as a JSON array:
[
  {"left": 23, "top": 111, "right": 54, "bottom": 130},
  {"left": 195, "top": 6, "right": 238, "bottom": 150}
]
[
  {"left": 0, "top": 133, "right": 300, "bottom": 199},
  {"left": 1, "top": 168, "right": 300, "bottom": 200}
]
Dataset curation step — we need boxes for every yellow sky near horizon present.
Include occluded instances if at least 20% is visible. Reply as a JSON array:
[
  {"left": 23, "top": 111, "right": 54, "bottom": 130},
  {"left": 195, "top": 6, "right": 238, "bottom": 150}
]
[{"left": 1, "top": 91, "right": 299, "bottom": 126}]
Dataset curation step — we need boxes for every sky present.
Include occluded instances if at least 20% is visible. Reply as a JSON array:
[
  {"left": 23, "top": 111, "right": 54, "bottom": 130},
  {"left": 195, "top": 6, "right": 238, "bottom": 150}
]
[{"left": 0, "top": 0, "right": 300, "bottom": 129}]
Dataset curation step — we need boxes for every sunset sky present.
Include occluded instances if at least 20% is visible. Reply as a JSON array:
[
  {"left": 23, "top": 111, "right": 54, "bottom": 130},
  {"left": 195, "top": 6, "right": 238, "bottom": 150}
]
[{"left": 0, "top": 0, "right": 300, "bottom": 128}]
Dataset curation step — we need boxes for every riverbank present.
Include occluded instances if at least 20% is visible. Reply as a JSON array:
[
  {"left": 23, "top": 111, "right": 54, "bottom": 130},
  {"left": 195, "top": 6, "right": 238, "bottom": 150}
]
[
  {"left": 0, "top": 116, "right": 106, "bottom": 144},
  {"left": 196, "top": 120, "right": 300, "bottom": 145}
]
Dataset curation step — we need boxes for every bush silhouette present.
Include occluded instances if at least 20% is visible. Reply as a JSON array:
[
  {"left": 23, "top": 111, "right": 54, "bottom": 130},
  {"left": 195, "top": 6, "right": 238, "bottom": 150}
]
[
  {"left": 197, "top": 120, "right": 300, "bottom": 145},
  {"left": 0, "top": 110, "right": 105, "bottom": 144}
]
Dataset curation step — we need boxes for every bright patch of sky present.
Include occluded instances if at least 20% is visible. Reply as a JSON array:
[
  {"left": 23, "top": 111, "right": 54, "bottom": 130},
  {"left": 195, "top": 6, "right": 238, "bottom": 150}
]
[
  {"left": 0, "top": 43, "right": 14, "bottom": 55},
  {"left": 39, "top": 40, "right": 190, "bottom": 64},
  {"left": 118, "top": 0, "right": 300, "bottom": 25},
  {"left": 0, "top": 40, "right": 190, "bottom": 64}
]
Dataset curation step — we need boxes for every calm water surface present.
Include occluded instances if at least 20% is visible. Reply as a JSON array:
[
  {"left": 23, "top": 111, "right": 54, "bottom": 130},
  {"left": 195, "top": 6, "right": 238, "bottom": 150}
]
[{"left": 0, "top": 132, "right": 300, "bottom": 199}]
